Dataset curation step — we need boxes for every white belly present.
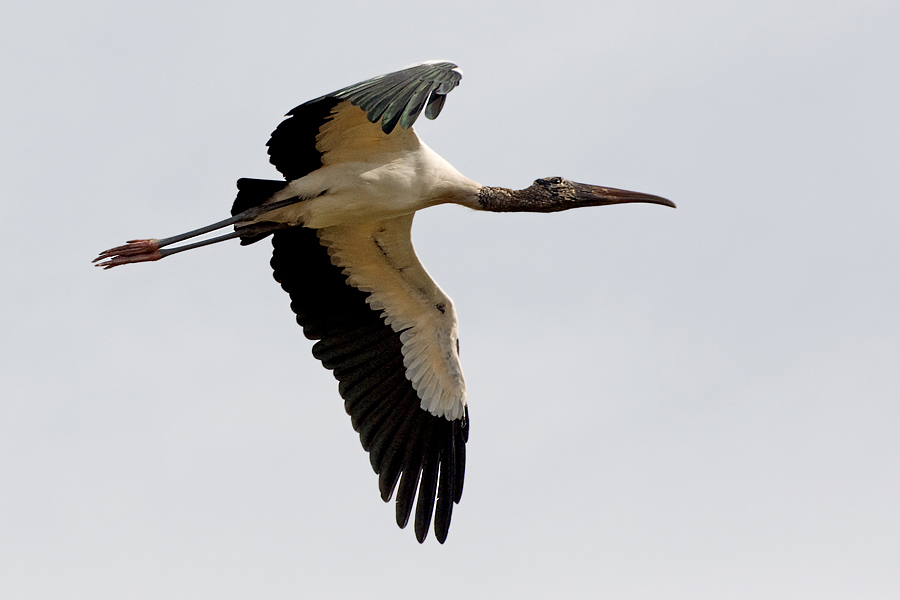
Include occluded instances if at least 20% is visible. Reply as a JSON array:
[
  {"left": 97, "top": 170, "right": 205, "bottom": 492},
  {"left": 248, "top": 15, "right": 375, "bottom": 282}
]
[
  {"left": 253, "top": 142, "right": 479, "bottom": 229},
  {"left": 300, "top": 160, "right": 434, "bottom": 227}
]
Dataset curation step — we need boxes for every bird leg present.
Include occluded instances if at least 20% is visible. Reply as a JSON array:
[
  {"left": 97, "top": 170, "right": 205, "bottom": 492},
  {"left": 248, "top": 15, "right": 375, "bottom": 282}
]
[
  {"left": 93, "top": 196, "right": 304, "bottom": 269},
  {"left": 93, "top": 238, "right": 166, "bottom": 268}
]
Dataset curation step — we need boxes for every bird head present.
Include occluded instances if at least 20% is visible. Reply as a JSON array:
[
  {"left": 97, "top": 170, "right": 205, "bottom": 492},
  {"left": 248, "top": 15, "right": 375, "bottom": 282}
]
[{"left": 528, "top": 177, "right": 676, "bottom": 210}]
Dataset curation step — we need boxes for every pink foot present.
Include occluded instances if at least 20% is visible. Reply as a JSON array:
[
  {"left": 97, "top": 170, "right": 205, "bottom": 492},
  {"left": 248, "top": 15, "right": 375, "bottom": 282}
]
[{"left": 93, "top": 239, "right": 163, "bottom": 269}]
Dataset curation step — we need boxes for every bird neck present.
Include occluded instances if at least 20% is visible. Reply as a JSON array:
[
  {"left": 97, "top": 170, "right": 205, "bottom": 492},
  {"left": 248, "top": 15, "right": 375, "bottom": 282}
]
[
  {"left": 477, "top": 182, "right": 582, "bottom": 213},
  {"left": 476, "top": 178, "right": 675, "bottom": 213}
]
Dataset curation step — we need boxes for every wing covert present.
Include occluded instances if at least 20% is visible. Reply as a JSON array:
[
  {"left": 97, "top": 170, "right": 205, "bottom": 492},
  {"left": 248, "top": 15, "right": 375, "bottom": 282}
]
[
  {"left": 267, "top": 62, "right": 462, "bottom": 179},
  {"left": 270, "top": 224, "right": 468, "bottom": 543},
  {"left": 316, "top": 215, "right": 467, "bottom": 421}
]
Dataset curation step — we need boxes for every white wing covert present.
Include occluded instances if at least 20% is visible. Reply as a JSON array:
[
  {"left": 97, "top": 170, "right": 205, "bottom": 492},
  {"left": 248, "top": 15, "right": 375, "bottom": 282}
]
[
  {"left": 266, "top": 61, "right": 462, "bottom": 180},
  {"left": 270, "top": 222, "right": 468, "bottom": 544},
  {"left": 258, "top": 62, "right": 469, "bottom": 544},
  {"left": 318, "top": 214, "right": 467, "bottom": 420}
]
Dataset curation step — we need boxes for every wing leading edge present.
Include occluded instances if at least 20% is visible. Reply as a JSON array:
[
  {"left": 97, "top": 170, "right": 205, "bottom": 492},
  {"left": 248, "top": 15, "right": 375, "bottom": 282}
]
[
  {"left": 267, "top": 61, "right": 462, "bottom": 180},
  {"left": 265, "top": 62, "right": 468, "bottom": 542},
  {"left": 271, "top": 223, "right": 468, "bottom": 543}
]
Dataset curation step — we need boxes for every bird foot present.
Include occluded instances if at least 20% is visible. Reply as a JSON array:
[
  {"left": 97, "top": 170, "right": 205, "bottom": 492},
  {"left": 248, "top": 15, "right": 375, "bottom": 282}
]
[{"left": 93, "top": 239, "right": 163, "bottom": 269}]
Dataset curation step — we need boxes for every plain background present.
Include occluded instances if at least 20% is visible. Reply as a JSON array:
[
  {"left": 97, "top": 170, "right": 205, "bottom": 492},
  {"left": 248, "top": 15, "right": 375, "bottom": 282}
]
[{"left": 2, "top": 1, "right": 898, "bottom": 598}]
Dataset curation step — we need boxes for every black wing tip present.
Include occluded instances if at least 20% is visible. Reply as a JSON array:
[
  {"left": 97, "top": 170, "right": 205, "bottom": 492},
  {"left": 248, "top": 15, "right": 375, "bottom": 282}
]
[
  {"left": 271, "top": 226, "right": 469, "bottom": 544},
  {"left": 393, "top": 411, "right": 469, "bottom": 543}
]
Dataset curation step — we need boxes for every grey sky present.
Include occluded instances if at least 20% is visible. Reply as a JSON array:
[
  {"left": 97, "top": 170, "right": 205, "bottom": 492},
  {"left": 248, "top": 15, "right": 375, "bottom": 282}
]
[{"left": 2, "top": 1, "right": 899, "bottom": 598}]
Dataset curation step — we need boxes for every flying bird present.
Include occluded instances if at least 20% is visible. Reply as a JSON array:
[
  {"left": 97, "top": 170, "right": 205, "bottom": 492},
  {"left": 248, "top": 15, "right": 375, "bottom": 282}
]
[{"left": 95, "top": 61, "right": 675, "bottom": 543}]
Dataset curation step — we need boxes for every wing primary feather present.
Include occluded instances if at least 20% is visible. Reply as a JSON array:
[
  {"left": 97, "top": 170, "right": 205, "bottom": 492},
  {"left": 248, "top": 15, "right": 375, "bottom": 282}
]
[
  {"left": 460, "top": 406, "right": 470, "bottom": 443},
  {"left": 339, "top": 354, "right": 405, "bottom": 408},
  {"left": 347, "top": 72, "right": 406, "bottom": 104},
  {"left": 321, "top": 62, "right": 461, "bottom": 132},
  {"left": 297, "top": 316, "right": 370, "bottom": 340},
  {"left": 354, "top": 76, "right": 418, "bottom": 125},
  {"left": 398, "top": 83, "right": 434, "bottom": 130},
  {"left": 348, "top": 375, "right": 400, "bottom": 435},
  {"left": 312, "top": 322, "right": 386, "bottom": 349},
  {"left": 414, "top": 431, "right": 441, "bottom": 543},
  {"left": 378, "top": 458, "right": 403, "bottom": 503},
  {"left": 379, "top": 79, "right": 428, "bottom": 134},
  {"left": 371, "top": 394, "right": 419, "bottom": 484},
  {"left": 267, "top": 63, "right": 460, "bottom": 180},
  {"left": 454, "top": 413, "right": 468, "bottom": 503},
  {"left": 396, "top": 465, "right": 422, "bottom": 529},
  {"left": 312, "top": 325, "right": 392, "bottom": 366},
  {"left": 375, "top": 397, "right": 420, "bottom": 502},
  {"left": 357, "top": 384, "right": 408, "bottom": 447},
  {"left": 344, "top": 358, "right": 406, "bottom": 422},
  {"left": 331, "top": 344, "right": 397, "bottom": 381},
  {"left": 334, "top": 72, "right": 399, "bottom": 102},
  {"left": 425, "top": 92, "right": 447, "bottom": 120},
  {"left": 370, "top": 404, "right": 412, "bottom": 476},
  {"left": 434, "top": 432, "right": 456, "bottom": 543},
  {"left": 395, "top": 412, "right": 428, "bottom": 528},
  {"left": 435, "top": 77, "right": 459, "bottom": 95},
  {"left": 318, "top": 333, "right": 397, "bottom": 372},
  {"left": 269, "top": 215, "right": 471, "bottom": 542}
]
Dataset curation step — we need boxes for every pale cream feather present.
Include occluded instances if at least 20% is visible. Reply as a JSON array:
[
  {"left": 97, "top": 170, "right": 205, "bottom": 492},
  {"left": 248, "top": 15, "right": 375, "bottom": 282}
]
[
  {"left": 317, "top": 100, "right": 420, "bottom": 164},
  {"left": 258, "top": 103, "right": 481, "bottom": 229},
  {"left": 316, "top": 214, "right": 466, "bottom": 420}
]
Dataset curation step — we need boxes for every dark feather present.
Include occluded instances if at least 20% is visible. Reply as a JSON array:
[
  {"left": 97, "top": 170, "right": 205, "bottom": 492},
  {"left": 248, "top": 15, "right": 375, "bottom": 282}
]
[
  {"left": 264, "top": 63, "right": 460, "bottom": 186},
  {"left": 267, "top": 97, "right": 340, "bottom": 181},
  {"left": 335, "top": 351, "right": 401, "bottom": 393},
  {"left": 434, "top": 431, "right": 456, "bottom": 543},
  {"left": 348, "top": 368, "right": 406, "bottom": 432},
  {"left": 414, "top": 431, "right": 441, "bottom": 543},
  {"left": 270, "top": 226, "right": 468, "bottom": 543},
  {"left": 454, "top": 412, "right": 467, "bottom": 503},
  {"left": 302, "top": 61, "right": 461, "bottom": 135},
  {"left": 358, "top": 386, "right": 407, "bottom": 448},
  {"left": 425, "top": 91, "right": 448, "bottom": 120},
  {"left": 230, "top": 178, "right": 288, "bottom": 245},
  {"left": 395, "top": 439, "right": 424, "bottom": 528},
  {"left": 312, "top": 325, "right": 393, "bottom": 366},
  {"left": 338, "top": 356, "right": 402, "bottom": 406},
  {"left": 371, "top": 399, "right": 417, "bottom": 479}
]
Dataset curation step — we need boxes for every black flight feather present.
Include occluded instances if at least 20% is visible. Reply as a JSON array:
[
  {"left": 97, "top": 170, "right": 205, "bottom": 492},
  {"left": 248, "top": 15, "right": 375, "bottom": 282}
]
[
  {"left": 293, "top": 61, "right": 462, "bottom": 136},
  {"left": 270, "top": 226, "right": 468, "bottom": 543}
]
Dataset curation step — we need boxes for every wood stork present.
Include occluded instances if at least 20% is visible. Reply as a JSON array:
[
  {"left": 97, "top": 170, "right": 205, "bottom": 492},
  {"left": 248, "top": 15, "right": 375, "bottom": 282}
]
[{"left": 94, "top": 61, "right": 675, "bottom": 543}]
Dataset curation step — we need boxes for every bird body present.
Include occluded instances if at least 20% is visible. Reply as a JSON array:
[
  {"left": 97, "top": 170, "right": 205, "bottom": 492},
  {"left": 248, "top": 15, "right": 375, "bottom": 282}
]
[
  {"left": 261, "top": 120, "right": 479, "bottom": 228},
  {"left": 95, "top": 61, "right": 674, "bottom": 543}
]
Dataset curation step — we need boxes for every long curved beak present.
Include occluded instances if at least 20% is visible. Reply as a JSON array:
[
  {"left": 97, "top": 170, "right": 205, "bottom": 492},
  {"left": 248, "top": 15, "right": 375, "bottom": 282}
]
[{"left": 572, "top": 182, "right": 676, "bottom": 209}]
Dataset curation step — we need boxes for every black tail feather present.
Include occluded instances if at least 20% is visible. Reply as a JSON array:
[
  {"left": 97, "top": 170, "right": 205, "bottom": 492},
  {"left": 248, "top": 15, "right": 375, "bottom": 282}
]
[{"left": 232, "top": 178, "right": 288, "bottom": 245}]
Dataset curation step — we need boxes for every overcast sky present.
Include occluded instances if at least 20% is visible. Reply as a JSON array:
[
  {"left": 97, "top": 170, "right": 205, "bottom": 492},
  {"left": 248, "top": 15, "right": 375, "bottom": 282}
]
[{"left": 2, "top": 1, "right": 899, "bottom": 598}]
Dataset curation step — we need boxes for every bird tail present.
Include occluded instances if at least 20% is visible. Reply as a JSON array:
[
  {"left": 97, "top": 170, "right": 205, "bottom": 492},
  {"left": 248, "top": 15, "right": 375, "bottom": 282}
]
[{"left": 231, "top": 178, "right": 288, "bottom": 245}]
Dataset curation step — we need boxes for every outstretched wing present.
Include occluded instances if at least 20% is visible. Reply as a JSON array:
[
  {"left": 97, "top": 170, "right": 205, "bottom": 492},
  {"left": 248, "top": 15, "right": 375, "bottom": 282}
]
[
  {"left": 267, "top": 61, "right": 462, "bottom": 181},
  {"left": 270, "top": 216, "right": 468, "bottom": 543},
  {"left": 323, "top": 60, "right": 462, "bottom": 134}
]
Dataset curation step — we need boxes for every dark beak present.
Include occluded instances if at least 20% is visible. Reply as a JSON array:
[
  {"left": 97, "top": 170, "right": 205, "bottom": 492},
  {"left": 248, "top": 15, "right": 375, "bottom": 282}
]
[{"left": 572, "top": 182, "right": 676, "bottom": 209}]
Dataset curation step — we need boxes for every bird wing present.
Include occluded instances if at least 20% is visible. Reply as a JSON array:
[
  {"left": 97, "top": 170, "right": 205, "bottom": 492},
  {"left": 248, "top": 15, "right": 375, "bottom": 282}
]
[
  {"left": 270, "top": 215, "right": 468, "bottom": 543},
  {"left": 322, "top": 60, "right": 462, "bottom": 133},
  {"left": 267, "top": 61, "right": 462, "bottom": 180}
]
